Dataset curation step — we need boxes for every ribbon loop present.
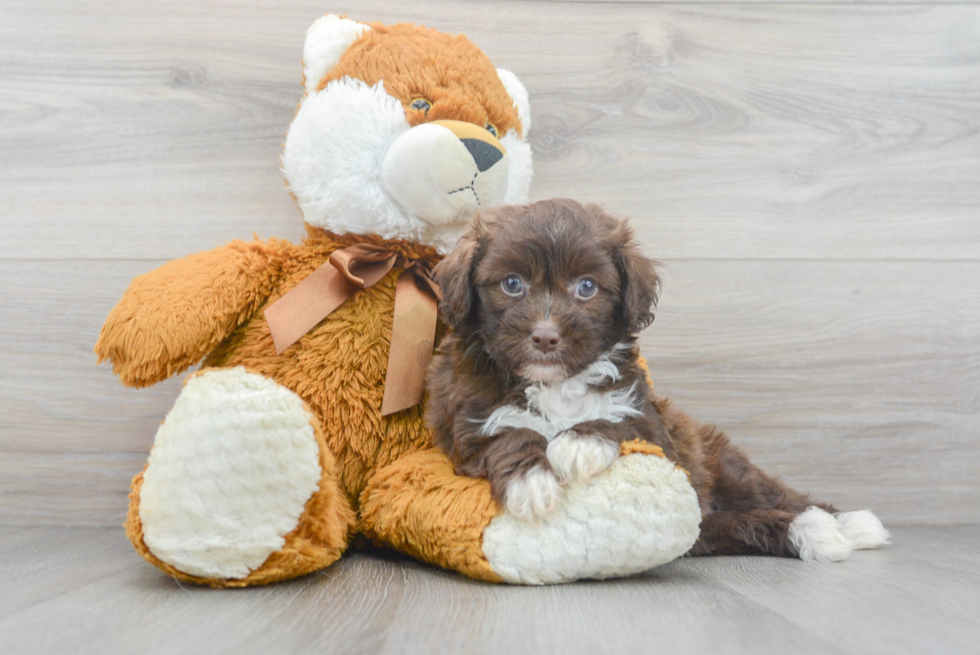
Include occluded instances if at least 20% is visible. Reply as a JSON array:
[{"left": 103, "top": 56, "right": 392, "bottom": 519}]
[
  {"left": 264, "top": 243, "right": 441, "bottom": 416},
  {"left": 329, "top": 244, "right": 400, "bottom": 289}
]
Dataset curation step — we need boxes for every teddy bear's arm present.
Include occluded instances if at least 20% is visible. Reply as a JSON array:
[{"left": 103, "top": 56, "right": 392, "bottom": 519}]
[{"left": 95, "top": 239, "right": 291, "bottom": 388}]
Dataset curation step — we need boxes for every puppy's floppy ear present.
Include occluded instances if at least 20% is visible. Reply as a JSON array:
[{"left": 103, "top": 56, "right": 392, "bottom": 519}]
[
  {"left": 433, "top": 219, "right": 488, "bottom": 329},
  {"left": 610, "top": 220, "right": 662, "bottom": 334}
]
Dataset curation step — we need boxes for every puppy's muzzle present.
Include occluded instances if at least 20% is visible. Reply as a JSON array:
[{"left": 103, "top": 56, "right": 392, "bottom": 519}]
[
  {"left": 380, "top": 119, "right": 509, "bottom": 226},
  {"left": 531, "top": 323, "right": 561, "bottom": 354}
]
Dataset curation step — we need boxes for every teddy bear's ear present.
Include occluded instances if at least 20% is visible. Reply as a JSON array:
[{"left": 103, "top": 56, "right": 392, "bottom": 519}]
[
  {"left": 303, "top": 15, "right": 371, "bottom": 94},
  {"left": 496, "top": 68, "right": 531, "bottom": 135}
]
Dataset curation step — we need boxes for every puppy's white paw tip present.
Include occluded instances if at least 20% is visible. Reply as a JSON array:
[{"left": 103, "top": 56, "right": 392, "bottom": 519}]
[
  {"left": 505, "top": 466, "right": 562, "bottom": 521},
  {"left": 836, "top": 510, "right": 891, "bottom": 550},
  {"left": 790, "top": 506, "right": 855, "bottom": 562},
  {"left": 547, "top": 431, "right": 619, "bottom": 484}
]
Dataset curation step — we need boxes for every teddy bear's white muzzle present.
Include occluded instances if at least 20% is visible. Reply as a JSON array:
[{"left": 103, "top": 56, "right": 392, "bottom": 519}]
[{"left": 380, "top": 120, "right": 509, "bottom": 226}]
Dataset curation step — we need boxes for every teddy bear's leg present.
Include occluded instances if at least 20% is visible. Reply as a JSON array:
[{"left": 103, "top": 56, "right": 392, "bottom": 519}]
[
  {"left": 359, "top": 449, "right": 504, "bottom": 582},
  {"left": 126, "top": 366, "right": 356, "bottom": 587},
  {"left": 359, "top": 441, "right": 702, "bottom": 585}
]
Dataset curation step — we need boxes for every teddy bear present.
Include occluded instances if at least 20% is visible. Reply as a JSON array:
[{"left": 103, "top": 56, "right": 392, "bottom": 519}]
[{"left": 95, "top": 14, "right": 702, "bottom": 587}]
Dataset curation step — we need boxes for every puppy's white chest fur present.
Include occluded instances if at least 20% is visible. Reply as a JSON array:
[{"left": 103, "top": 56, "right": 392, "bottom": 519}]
[{"left": 479, "top": 346, "right": 642, "bottom": 440}]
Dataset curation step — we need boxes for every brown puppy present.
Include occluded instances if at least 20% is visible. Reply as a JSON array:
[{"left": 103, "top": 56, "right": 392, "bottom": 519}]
[{"left": 428, "top": 199, "right": 890, "bottom": 561}]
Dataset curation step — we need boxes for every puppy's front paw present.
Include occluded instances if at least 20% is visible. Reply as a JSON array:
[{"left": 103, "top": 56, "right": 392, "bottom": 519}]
[
  {"left": 546, "top": 431, "right": 619, "bottom": 484},
  {"left": 504, "top": 466, "right": 563, "bottom": 521}
]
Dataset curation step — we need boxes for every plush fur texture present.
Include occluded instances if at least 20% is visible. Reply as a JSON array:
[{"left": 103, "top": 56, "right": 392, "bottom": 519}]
[
  {"left": 100, "top": 17, "right": 708, "bottom": 588},
  {"left": 138, "top": 367, "right": 325, "bottom": 579},
  {"left": 379, "top": 120, "right": 511, "bottom": 230},
  {"left": 359, "top": 448, "right": 506, "bottom": 583},
  {"left": 302, "top": 15, "right": 370, "bottom": 93},
  {"left": 284, "top": 20, "right": 533, "bottom": 253},
  {"left": 359, "top": 439, "right": 700, "bottom": 585},
  {"left": 283, "top": 78, "right": 417, "bottom": 243},
  {"left": 96, "top": 239, "right": 292, "bottom": 388},
  {"left": 99, "top": 18, "right": 702, "bottom": 587},
  {"left": 111, "top": 230, "right": 440, "bottom": 586},
  {"left": 429, "top": 199, "right": 889, "bottom": 561},
  {"left": 482, "top": 440, "right": 700, "bottom": 584},
  {"left": 126, "top": 366, "right": 356, "bottom": 588},
  {"left": 319, "top": 23, "right": 522, "bottom": 135},
  {"left": 103, "top": 234, "right": 701, "bottom": 589},
  {"left": 495, "top": 69, "right": 531, "bottom": 134}
]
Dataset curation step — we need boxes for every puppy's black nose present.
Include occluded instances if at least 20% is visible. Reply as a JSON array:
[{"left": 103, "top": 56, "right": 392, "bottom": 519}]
[{"left": 531, "top": 325, "right": 561, "bottom": 353}]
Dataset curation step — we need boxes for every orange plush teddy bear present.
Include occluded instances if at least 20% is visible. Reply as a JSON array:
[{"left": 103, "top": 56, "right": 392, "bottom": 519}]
[{"left": 95, "top": 14, "right": 701, "bottom": 587}]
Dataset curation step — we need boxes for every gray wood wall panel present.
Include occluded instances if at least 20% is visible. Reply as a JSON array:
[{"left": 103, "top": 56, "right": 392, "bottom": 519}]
[
  {"left": 4, "top": 2, "right": 979, "bottom": 261},
  {"left": 1, "top": 0, "right": 978, "bottom": 526}
]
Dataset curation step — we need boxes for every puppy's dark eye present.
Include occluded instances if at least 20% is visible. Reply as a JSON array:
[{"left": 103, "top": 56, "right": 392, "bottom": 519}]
[
  {"left": 411, "top": 98, "right": 431, "bottom": 113},
  {"left": 485, "top": 123, "right": 498, "bottom": 138},
  {"left": 501, "top": 274, "right": 524, "bottom": 297},
  {"left": 575, "top": 277, "right": 598, "bottom": 300}
]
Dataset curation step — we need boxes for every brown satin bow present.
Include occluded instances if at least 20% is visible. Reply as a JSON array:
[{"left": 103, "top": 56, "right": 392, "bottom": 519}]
[{"left": 264, "top": 243, "right": 440, "bottom": 416}]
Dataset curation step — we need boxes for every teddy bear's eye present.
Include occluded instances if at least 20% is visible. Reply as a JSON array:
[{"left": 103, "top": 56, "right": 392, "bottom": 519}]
[
  {"left": 485, "top": 123, "right": 498, "bottom": 138},
  {"left": 410, "top": 98, "right": 431, "bottom": 113}
]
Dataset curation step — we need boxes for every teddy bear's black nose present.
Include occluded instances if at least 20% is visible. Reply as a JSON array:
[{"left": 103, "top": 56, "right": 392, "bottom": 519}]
[{"left": 461, "top": 138, "right": 503, "bottom": 172}]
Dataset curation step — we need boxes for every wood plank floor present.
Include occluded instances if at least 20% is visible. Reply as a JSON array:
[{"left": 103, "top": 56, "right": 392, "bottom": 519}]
[{"left": 0, "top": 526, "right": 977, "bottom": 655}]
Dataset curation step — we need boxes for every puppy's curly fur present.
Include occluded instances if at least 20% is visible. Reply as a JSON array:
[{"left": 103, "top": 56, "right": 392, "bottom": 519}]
[{"left": 427, "top": 199, "right": 890, "bottom": 560}]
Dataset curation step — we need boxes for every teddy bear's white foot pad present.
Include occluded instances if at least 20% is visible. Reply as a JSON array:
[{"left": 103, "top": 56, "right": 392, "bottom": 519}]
[
  {"left": 481, "top": 452, "right": 701, "bottom": 585},
  {"left": 138, "top": 367, "right": 322, "bottom": 579}
]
